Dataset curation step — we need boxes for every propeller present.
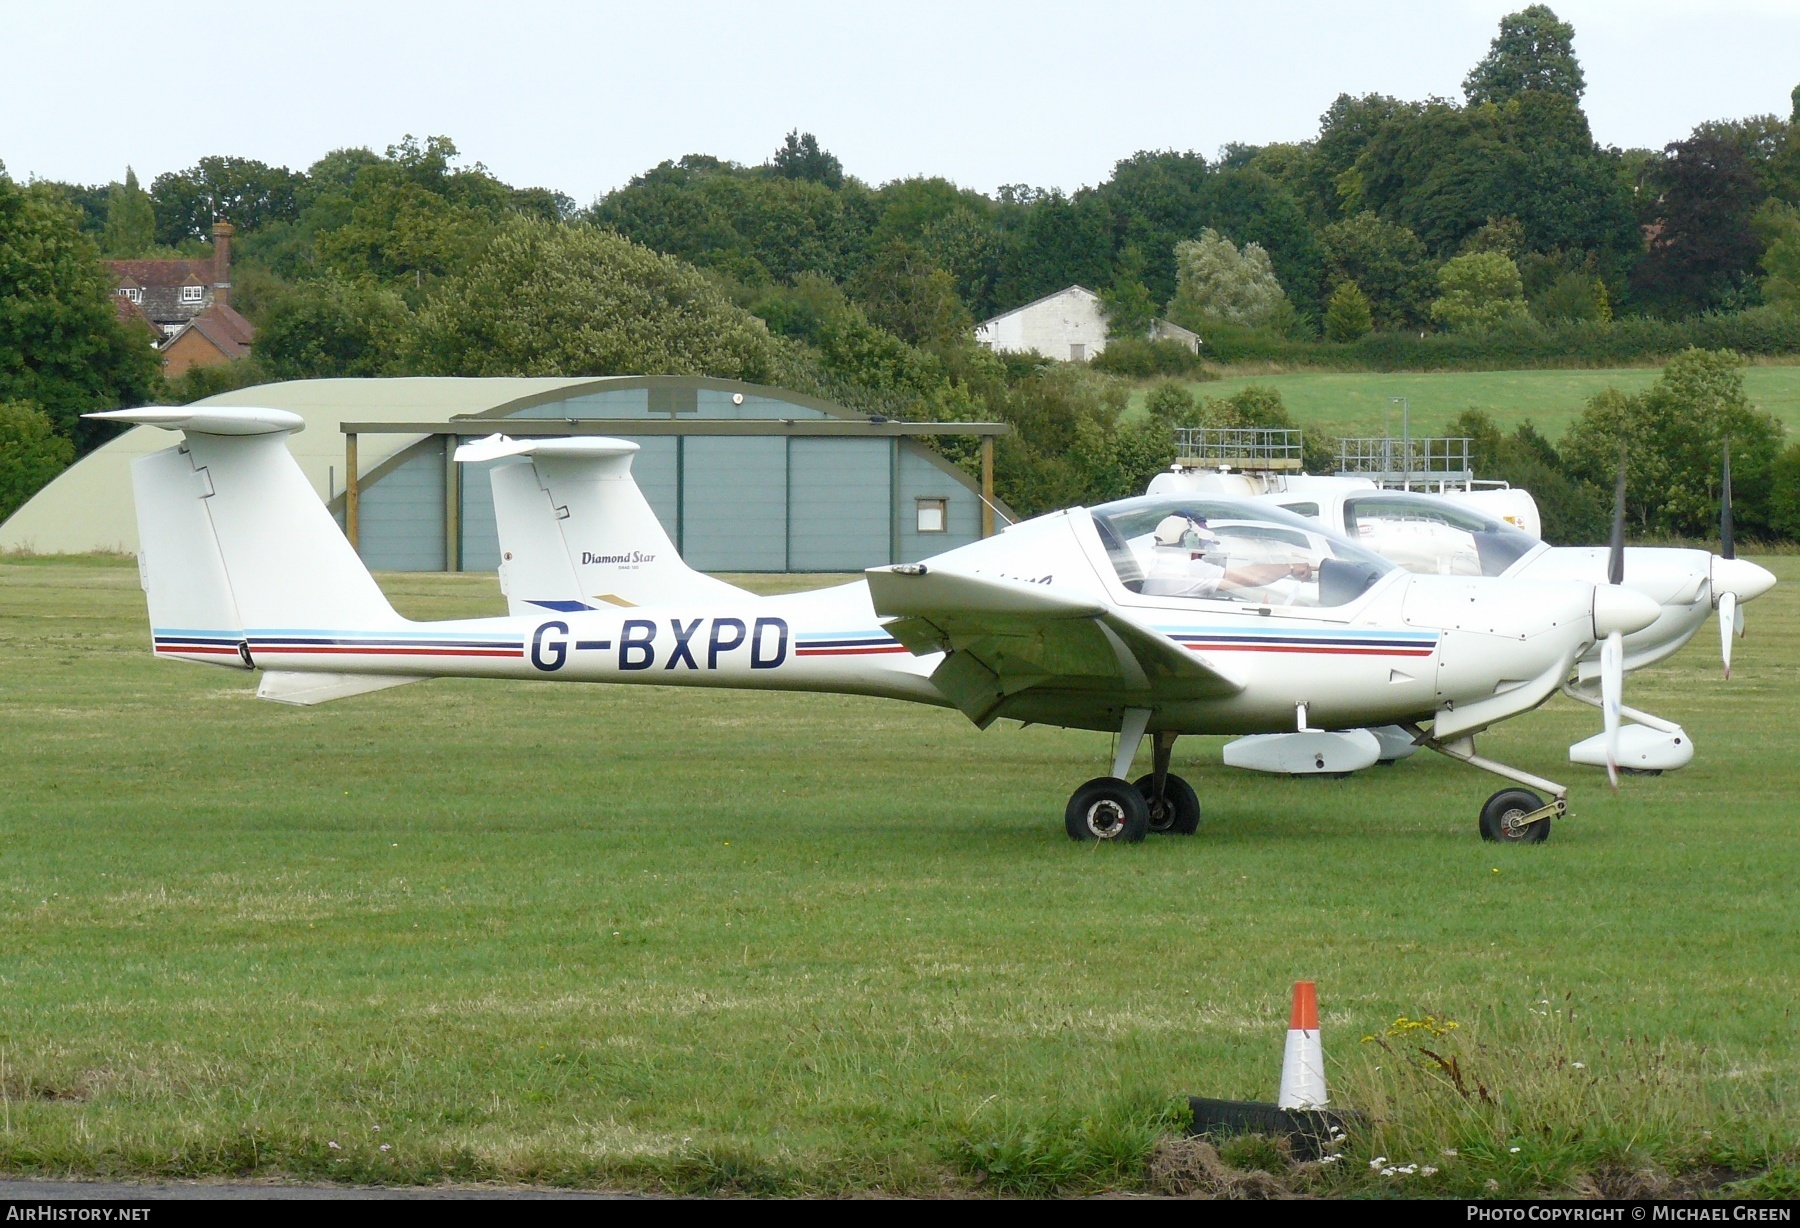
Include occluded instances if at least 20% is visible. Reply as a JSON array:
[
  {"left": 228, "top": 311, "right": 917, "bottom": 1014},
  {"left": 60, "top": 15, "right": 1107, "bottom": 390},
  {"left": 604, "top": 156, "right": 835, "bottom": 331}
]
[
  {"left": 1601, "top": 448, "right": 1627, "bottom": 788},
  {"left": 1720, "top": 438, "right": 1737, "bottom": 679}
]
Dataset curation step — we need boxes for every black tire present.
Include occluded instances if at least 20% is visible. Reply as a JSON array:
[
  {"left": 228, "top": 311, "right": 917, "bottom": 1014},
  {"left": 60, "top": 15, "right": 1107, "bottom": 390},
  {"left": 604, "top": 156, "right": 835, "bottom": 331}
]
[
  {"left": 1133, "top": 772, "right": 1201, "bottom": 835},
  {"left": 1479, "top": 788, "right": 1551, "bottom": 844},
  {"left": 1065, "top": 777, "right": 1150, "bottom": 843}
]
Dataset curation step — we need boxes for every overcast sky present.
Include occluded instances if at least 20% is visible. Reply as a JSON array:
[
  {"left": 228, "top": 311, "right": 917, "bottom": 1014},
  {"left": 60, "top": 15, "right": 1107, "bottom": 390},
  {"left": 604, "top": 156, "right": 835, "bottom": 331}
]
[{"left": 5, "top": 0, "right": 1799, "bottom": 204}]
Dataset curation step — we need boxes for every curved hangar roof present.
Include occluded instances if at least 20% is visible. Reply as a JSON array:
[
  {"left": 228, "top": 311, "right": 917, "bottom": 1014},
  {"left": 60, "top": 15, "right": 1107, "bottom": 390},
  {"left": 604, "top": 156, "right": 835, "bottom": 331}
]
[{"left": 2, "top": 376, "right": 989, "bottom": 556}]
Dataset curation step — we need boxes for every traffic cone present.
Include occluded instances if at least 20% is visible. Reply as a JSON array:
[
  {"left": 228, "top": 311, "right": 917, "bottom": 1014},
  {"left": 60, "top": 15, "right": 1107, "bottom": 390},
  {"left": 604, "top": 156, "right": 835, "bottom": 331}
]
[{"left": 1276, "top": 980, "right": 1328, "bottom": 1109}]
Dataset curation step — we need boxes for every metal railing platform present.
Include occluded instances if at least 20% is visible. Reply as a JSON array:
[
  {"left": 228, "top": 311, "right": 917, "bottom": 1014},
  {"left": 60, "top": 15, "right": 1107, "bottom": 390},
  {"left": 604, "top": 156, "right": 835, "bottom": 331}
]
[{"left": 1174, "top": 426, "right": 1304, "bottom": 471}]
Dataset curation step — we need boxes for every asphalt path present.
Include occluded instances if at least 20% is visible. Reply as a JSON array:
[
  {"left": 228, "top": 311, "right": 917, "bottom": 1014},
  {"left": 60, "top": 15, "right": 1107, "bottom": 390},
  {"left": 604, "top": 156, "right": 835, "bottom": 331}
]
[{"left": 0, "top": 1179, "right": 632, "bottom": 1200}]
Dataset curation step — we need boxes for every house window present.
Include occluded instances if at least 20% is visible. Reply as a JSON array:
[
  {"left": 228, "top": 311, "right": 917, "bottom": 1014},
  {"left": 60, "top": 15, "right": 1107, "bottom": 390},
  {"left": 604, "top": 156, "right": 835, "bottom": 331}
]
[
  {"left": 162, "top": 323, "right": 183, "bottom": 337},
  {"left": 916, "top": 498, "right": 948, "bottom": 534},
  {"left": 119, "top": 287, "right": 142, "bottom": 304},
  {"left": 181, "top": 285, "right": 204, "bottom": 304},
  {"left": 1069, "top": 342, "right": 1086, "bottom": 362}
]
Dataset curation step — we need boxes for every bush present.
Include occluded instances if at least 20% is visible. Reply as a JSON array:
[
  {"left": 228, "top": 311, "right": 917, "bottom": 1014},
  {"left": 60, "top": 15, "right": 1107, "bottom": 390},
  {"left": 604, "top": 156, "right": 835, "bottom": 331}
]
[
  {"left": 1089, "top": 336, "right": 1209, "bottom": 378},
  {"left": 0, "top": 400, "right": 75, "bottom": 522},
  {"left": 161, "top": 356, "right": 273, "bottom": 405},
  {"left": 1143, "top": 378, "right": 1197, "bottom": 422}
]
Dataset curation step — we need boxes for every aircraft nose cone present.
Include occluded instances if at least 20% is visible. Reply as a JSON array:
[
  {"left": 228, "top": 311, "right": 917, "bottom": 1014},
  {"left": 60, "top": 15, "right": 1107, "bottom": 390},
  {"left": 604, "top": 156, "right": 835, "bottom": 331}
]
[
  {"left": 1713, "top": 556, "right": 1777, "bottom": 604},
  {"left": 1593, "top": 584, "right": 1661, "bottom": 638}
]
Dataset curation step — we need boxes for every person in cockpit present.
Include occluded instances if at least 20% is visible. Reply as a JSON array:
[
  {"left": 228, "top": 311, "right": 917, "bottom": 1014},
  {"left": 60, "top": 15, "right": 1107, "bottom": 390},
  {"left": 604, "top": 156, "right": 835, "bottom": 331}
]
[{"left": 1143, "top": 513, "right": 1317, "bottom": 599}]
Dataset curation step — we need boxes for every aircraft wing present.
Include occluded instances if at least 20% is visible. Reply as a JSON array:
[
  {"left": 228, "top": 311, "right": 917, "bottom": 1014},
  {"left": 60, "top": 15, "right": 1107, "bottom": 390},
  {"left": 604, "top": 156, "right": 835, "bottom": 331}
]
[{"left": 866, "top": 565, "right": 1241, "bottom": 725}]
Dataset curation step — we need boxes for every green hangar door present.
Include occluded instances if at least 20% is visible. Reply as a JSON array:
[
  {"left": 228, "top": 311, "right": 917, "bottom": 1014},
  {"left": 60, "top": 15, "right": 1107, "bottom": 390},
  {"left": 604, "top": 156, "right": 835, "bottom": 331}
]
[
  {"left": 680, "top": 437, "right": 789, "bottom": 571},
  {"left": 787, "top": 438, "right": 893, "bottom": 572}
]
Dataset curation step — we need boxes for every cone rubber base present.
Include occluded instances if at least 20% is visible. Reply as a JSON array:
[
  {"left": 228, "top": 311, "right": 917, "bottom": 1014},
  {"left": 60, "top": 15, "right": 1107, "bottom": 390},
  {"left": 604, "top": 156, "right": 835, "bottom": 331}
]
[{"left": 1186, "top": 1097, "right": 1358, "bottom": 1160}]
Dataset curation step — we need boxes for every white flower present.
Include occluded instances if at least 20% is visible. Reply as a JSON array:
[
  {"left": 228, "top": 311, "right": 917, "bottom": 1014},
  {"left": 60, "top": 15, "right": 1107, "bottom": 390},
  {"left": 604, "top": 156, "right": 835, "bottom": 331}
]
[
  {"left": 1370, "top": 1156, "right": 1388, "bottom": 1168},
  {"left": 379, "top": 1144, "right": 390, "bottom": 1152},
  {"left": 1421, "top": 1166, "right": 1439, "bottom": 1177},
  {"left": 1318, "top": 1154, "right": 1340, "bottom": 1164},
  {"left": 1381, "top": 1167, "right": 1397, "bottom": 1177},
  {"left": 1398, "top": 1164, "right": 1417, "bottom": 1174},
  {"left": 328, "top": 1141, "right": 340, "bottom": 1149},
  {"left": 1571, "top": 1062, "right": 1586, "bottom": 1069},
  {"left": 1442, "top": 1148, "right": 1458, "bottom": 1157},
  {"left": 1509, "top": 1146, "right": 1521, "bottom": 1153}
]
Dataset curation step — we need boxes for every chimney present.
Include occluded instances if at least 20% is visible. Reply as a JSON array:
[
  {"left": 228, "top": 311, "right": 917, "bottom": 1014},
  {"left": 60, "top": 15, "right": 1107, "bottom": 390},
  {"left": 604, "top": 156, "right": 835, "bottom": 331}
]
[{"left": 210, "top": 221, "right": 234, "bottom": 307}]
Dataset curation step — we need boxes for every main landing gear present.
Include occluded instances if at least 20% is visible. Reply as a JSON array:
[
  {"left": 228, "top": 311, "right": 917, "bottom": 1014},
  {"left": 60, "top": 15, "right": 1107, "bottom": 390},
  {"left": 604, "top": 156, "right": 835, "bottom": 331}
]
[
  {"left": 1400, "top": 723, "right": 1567, "bottom": 844},
  {"left": 1065, "top": 711, "right": 1201, "bottom": 842}
]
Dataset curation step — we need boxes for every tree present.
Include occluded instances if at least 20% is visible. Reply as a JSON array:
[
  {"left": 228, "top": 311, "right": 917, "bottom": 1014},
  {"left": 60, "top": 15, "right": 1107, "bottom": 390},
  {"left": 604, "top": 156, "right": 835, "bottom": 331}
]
[
  {"left": 1631, "top": 134, "right": 1764, "bottom": 315},
  {"left": 1320, "top": 212, "right": 1435, "bottom": 327},
  {"left": 257, "top": 277, "right": 412, "bottom": 379},
  {"left": 1168, "top": 229, "right": 1288, "bottom": 327},
  {"left": 849, "top": 239, "right": 970, "bottom": 349},
  {"left": 1562, "top": 349, "right": 1785, "bottom": 537},
  {"left": 0, "top": 400, "right": 74, "bottom": 522},
  {"left": 1322, "top": 280, "right": 1373, "bottom": 341},
  {"left": 1352, "top": 93, "right": 1636, "bottom": 265},
  {"left": 102, "top": 168, "right": 156, "bottom": 257},
  {"left": 1143, "top": 378, "right": 1197, "bottom": 423},
  {"left": 1099, "top": 245, "right": 1157, "bottom": 338},
  {"left": 1530, "top": 270, "right": 1610, "bottom": 322},
  {"left": 1430, "top": 251, "right": 1529, "bottom": 330},
  {"left": 1463, "top": 5, "right": 1585, "bottom": 105},
  {"left": 1756, "top": 199, "right": 1800, "bottom": 309},
  {"left": 404, "top": 216, "right": 792, "bottom": 383},
  {"left": 149, "top": 156, "right": 302, "bottom": 244},
  {"left": 768, "top": 130, "right": 844, "bottom": 190},
  {"left": 0, "top": 177, "right": 160, "bottom": 450}
]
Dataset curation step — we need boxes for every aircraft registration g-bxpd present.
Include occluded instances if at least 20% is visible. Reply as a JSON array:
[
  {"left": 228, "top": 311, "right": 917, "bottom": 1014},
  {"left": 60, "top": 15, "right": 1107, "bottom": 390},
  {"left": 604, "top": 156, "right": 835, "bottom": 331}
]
[{"left": 93, "top": 405, "right": 1671, "bottom": 846}]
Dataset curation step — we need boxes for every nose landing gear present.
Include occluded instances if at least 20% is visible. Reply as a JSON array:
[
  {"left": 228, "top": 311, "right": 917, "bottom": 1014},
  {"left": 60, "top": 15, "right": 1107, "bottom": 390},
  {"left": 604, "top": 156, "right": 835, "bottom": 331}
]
[{"left": 1065, "top": 715, "right": 1200, "bottom": 842}]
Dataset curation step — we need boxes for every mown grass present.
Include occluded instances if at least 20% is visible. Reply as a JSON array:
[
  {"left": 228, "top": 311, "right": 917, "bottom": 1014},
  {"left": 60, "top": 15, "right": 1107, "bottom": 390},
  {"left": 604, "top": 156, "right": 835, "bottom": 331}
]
[
  {"left": 0, "top": 556, "right": 1795, "bottom": 1195},
  {"left": 1131, "top": 364, "right": 1800, "bottom": 442}
]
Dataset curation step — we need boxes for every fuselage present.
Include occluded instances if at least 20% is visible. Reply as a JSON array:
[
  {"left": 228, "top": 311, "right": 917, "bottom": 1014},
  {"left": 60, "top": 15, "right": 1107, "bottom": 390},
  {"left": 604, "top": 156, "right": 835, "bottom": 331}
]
[{"left": 154, "top": 499, "right": 1611, "bottom": 740}]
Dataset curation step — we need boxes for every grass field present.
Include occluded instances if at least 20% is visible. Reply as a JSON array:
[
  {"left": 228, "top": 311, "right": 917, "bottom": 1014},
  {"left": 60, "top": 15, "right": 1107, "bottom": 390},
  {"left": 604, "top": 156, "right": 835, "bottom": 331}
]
[
  {"left": 1140, "top": 364, "right": 1800, "bottom": 442},
  {"left": 1, "top": 556, "right": 1796, "bottom": 1196}
]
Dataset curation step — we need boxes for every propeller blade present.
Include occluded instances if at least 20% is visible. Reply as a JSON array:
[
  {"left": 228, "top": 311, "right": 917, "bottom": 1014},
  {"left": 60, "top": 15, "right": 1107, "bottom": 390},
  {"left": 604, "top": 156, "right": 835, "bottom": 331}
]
[
  {"left": 1601, "top": 630, "right": 1623, "bottom": 789},
  {"left": 1719, "top": 591, "right": 1737, "bottom": 679},
  {"left": 1721, "top": 438, "right": 1734, "bottom": 562},
  {"left": 1608, "top": 448, "right": 1627, "bottom": 586}
]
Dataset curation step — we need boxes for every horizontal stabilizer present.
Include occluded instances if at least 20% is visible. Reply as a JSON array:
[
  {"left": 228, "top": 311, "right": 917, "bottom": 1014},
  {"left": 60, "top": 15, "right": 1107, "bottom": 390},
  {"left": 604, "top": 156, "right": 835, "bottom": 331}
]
[
  {"left": 86, "top": 406, "right": 306, "bottom": 436},
  {"left": 454, "top": 433, "right": 639, "bottom": 465},
  {"left": 256, "top": 671, "right": 426, "bottom": 706}
]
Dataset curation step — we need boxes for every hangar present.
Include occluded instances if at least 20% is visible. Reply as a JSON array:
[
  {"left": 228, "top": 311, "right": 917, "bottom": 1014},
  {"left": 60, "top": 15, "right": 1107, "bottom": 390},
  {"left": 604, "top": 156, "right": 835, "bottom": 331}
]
[{"left": 0, "top": 376, "right": 1013, "bottom": 572}]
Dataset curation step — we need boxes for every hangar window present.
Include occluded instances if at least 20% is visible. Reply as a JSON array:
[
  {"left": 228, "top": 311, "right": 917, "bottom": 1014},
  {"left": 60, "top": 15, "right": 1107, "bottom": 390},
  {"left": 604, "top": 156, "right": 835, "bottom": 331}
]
[{"left": 916, "top": 498, "right": 947, "bottom": 533}]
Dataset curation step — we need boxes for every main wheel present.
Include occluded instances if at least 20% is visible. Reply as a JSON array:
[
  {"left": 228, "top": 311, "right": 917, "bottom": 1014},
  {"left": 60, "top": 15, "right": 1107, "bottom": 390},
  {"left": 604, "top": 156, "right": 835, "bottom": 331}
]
[
  {"left": 1479, "top": 788, "right": 1551, "bottom": 843},
  {"left": 1065, "top": 777, "right": 1150, "bottom": 843},
  {"left": 1133, "top": 772, "right": 1200, "bottom": 835}
]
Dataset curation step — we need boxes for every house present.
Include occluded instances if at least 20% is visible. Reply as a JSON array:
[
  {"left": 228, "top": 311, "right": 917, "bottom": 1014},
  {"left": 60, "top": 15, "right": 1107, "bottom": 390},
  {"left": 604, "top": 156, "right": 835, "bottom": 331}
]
[
  {"left": 974, "top": 285, "right": 1202, "bottom": 361},
  {"left": 108, "top": 221, "right": 254, "bottom": 374}
]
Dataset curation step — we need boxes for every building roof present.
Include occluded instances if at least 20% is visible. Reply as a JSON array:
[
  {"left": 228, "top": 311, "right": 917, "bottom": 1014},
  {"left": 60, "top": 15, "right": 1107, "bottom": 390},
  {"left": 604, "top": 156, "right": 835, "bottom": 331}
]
[
  {"left": 976, "top": 284, "right": 1101, "bottom": 330},
  {"left": 0, "top": 376, "right": 911, "bottom": 554},
  {"left": 167, "top": 301, "right": 255, "bottom": 360},
  {"left": 107, "top": 258, "right": 215, "bottom": 288}
]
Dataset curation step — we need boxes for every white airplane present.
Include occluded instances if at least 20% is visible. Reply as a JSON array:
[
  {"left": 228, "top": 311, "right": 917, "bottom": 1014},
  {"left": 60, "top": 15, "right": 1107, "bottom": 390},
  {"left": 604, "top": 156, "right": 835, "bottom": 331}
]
[
  {"left": 93, "top": 405, "right": 1674, "bottom": 845},
  {"left": 1150, "top": 468, "right": 1777, "bottom": 776}
]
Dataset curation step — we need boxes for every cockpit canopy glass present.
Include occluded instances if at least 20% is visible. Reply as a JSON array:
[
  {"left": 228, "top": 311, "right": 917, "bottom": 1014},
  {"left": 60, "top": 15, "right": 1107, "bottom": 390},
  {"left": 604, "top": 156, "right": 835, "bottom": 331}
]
[
  {"left": 1088, "top": 495, "right": 1394, "bottom": 608},
  {"left": 1342, "top": 494, "right": 1538, "bottom": 577}
]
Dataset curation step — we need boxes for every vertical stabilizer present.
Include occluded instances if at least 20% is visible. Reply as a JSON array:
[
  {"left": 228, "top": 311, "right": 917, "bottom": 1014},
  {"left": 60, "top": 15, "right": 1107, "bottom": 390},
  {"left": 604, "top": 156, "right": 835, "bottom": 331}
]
[
  {"left": 130, "top": 445, "right": 248, "bottom": 667},
  {"left": 458, "top": 435, "right": 751, "bottom": 610},
  {"left": 89, "top": 407, "right": 403, "bottom": 638}
]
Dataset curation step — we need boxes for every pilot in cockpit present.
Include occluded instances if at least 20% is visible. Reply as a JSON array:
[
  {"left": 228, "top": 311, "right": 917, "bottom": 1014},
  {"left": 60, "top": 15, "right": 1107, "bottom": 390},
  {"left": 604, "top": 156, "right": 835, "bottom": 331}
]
[{"left": 1142, "top": 513, "right": 1317, "bottom": 599}]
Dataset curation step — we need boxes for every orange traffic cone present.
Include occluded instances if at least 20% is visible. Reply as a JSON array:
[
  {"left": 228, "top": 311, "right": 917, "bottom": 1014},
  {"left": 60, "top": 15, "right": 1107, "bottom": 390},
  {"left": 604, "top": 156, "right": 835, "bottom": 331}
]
[{"left": 1277, "top": 981, "right": 1328, "bottom": 1109}]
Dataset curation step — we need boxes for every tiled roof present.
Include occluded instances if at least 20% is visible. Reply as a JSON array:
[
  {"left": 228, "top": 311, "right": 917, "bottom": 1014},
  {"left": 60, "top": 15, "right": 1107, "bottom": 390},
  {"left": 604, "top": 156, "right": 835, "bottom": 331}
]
[
  {"left": 107, "top": 258, "right": 215, "bottom": 288},
  {"left": 170, "top": 301, "right": 255, "bottom": 360}
]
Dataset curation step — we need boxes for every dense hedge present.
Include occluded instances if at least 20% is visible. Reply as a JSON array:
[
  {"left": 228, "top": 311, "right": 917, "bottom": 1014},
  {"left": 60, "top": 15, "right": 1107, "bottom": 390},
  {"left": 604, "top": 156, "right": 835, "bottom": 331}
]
[{"left": 1197, "top": 307, "right": 1800, "bottom": 370}]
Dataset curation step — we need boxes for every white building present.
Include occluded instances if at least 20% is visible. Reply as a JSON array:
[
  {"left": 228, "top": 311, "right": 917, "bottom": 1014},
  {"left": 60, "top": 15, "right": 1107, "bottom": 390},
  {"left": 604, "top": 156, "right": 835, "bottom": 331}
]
[{"left": 974, "top": 285, "right": 1202, "bottom": 361}]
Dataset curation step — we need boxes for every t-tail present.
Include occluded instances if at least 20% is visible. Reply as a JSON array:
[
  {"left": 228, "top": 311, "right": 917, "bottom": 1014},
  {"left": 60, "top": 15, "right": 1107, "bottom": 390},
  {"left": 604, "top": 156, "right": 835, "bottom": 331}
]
[
  {"left": 90, "top": 406, "right": 424, "bottom": 705},
  {"left": 456, "top": 433, "right": 752, "bottom": 616}
]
